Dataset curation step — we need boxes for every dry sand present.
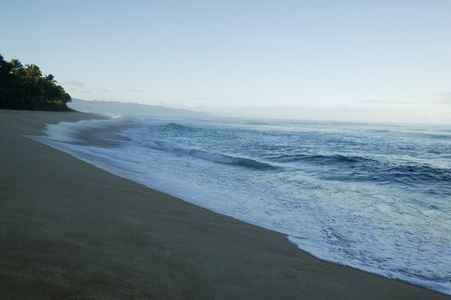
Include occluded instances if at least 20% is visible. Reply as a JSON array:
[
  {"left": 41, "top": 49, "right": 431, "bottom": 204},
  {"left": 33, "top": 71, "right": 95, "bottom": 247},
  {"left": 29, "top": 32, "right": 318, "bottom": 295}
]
[{"left": 0, "top": 110, "right": 449, "bottom": 299}]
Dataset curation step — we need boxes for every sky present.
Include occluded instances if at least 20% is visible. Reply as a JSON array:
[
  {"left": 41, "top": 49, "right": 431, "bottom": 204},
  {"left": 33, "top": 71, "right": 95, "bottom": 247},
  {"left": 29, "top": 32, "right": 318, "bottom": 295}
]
[{"left": 1, "top": 0, "right": 451, "bottom": 123}]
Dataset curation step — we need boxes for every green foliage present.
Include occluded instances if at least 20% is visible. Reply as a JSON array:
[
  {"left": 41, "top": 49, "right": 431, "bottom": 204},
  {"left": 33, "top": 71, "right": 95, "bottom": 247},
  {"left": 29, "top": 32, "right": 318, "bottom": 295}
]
[{"left": 0, "top": 54, "right": 72, "bottom": 111}]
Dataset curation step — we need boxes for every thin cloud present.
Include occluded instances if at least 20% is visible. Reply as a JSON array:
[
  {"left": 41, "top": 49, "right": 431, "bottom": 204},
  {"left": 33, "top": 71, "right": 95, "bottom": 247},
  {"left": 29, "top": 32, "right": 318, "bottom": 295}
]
[
  {"left": 128, "top": 89, "right": 145, "bottom": 93},
  {"left": 65, "top": 79, "right": 85, "bottom": 88},
  {"left": 242, "top": 37, "right": 297, "bottom": 44},
  {"left": 359, "top": 99, "right": 409, "bottom": 104},
  {"left": 435, "top": 92, "right": 451, "bottom": 98},
  {"left": 433, "top": 92, "right": 451, "bottom": 103}
]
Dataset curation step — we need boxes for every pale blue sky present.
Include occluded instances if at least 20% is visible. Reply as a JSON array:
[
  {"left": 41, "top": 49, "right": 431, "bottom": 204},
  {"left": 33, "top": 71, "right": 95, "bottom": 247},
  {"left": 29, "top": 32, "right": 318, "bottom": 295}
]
[{"left": 2, "top": 0, "right": 451, "bottom": 123}]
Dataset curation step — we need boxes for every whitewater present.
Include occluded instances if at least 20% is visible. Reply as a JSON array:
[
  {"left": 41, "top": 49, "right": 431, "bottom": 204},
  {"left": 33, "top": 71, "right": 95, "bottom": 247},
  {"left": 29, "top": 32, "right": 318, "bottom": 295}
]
[{"left": 28, "top": 116, "right": 451, "bottom": 295}]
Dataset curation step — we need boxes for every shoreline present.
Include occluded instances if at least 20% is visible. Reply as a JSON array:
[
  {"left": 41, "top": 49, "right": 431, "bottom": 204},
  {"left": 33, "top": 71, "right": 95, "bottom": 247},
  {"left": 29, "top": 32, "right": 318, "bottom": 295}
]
[{"left": 1, "top": 110, "right": 449, "bottom": 299}]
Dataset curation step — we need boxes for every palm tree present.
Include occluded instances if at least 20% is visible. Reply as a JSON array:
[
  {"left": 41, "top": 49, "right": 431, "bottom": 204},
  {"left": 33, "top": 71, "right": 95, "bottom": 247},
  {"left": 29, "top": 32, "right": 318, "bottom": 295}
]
[
  {"left": 0, "top": 54, "right": 71, "bottom": 110},
  {"left": 46, "top": 74, "right": 55, "bottom": 82},
  {"left": 10, "top": 59, "right": 23, "bottom": 75},
  {"left": 25, "top": 64, "right": 42, "bottom": 80}
]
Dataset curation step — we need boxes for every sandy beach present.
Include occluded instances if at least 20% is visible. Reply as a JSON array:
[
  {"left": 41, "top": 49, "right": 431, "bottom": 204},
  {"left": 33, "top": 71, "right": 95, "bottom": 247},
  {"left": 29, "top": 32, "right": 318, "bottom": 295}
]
[{"left": 0, "top": 110, "right": 449, "bottom": 299}]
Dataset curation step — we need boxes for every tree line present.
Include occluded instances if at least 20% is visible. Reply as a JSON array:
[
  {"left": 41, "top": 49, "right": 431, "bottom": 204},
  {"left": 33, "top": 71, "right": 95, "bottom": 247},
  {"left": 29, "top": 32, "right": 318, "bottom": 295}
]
[{"left": 0, "top": 54, "right": 72, "bottom": 111}]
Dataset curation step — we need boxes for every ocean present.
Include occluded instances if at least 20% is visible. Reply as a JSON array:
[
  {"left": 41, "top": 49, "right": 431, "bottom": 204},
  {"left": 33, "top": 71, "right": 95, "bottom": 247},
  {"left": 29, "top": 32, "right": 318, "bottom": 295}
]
[{"left": 28, "top": 116, "right": 451, "bottom": 295}]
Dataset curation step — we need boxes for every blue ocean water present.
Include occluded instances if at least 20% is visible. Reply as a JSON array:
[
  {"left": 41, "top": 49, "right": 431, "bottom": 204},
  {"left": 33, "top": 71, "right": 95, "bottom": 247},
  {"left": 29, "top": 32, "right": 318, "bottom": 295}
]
[{"left": 29, "top": 116, "right": 451, "bottom": 295}]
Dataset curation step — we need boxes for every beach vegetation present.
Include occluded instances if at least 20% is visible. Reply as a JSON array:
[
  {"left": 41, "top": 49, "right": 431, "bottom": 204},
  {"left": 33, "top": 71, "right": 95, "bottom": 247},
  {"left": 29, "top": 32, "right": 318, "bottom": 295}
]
[{"left": 0, "top": 54, "right": 72, "bottom": 111}]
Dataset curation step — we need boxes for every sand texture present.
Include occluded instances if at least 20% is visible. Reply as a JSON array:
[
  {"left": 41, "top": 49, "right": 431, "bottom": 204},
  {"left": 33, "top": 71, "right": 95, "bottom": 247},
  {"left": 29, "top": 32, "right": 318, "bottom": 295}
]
[{"left": 1, "top": 110, "right": 449, "bottom": 299}]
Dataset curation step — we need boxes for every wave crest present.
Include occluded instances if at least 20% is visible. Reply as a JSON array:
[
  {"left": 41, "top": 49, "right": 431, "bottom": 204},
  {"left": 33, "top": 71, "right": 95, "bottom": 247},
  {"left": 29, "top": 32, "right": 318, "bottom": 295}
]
[{"left": 140, "top": 140, "right": 274, "bottom": 170}]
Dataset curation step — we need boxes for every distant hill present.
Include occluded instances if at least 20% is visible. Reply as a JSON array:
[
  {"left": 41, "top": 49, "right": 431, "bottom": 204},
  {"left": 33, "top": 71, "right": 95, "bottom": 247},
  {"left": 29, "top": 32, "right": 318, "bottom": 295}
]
[{"left": 69, "top": 99, "right": 212, "bottom": 118}]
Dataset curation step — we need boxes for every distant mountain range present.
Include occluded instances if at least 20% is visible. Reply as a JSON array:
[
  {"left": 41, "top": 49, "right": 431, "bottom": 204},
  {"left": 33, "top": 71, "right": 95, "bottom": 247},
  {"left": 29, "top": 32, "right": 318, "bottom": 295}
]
[{"left": 68, "top": 99, "right": 212, "bottom": 118}]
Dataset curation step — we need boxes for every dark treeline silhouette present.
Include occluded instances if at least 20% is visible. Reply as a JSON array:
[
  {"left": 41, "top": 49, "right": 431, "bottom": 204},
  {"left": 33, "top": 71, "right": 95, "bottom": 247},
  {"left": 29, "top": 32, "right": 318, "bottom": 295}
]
[{"left": 0, "top": 54, "right": 72, "bottom": 111}]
